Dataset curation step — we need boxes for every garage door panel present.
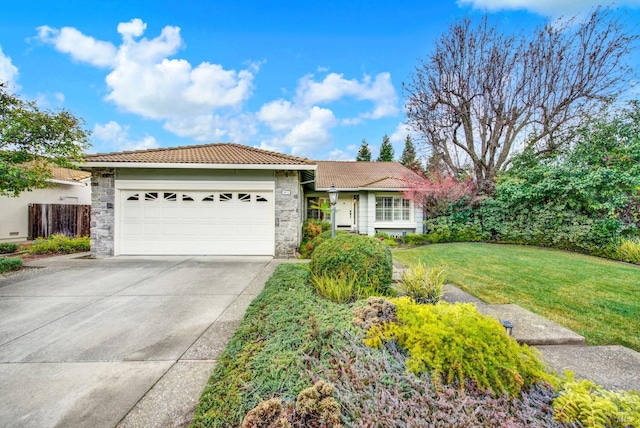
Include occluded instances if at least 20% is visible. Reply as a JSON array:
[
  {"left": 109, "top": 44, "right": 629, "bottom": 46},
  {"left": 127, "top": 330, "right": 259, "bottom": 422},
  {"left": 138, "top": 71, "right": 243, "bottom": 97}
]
[{"left": 119, "top": 189, "right": 274, "bottom": 256}]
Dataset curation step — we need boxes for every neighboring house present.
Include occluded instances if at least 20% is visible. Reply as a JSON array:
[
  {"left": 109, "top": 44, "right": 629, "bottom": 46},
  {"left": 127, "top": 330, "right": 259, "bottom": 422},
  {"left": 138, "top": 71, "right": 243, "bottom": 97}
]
[
  {"left": 305, "top": 161, "right": 424, "bottom": 237},
  {"left": 0, "top": 166, "right": 91, "bottom": 242},
  {"left": 80, "top": 143, "right": 424, "bottom": 259}
]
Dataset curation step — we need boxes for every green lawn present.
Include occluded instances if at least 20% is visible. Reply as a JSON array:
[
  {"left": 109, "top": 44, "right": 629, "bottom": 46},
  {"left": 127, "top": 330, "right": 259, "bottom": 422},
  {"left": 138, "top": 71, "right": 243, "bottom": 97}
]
[{"left": 394, "top": 243, "right": 640, "bottom": 351}]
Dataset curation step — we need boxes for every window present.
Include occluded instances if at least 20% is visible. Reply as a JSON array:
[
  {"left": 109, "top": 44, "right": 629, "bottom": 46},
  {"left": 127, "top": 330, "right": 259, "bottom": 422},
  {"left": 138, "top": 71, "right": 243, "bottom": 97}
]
[
  {"left": 306, "top": 197, "right": 331, "bottom": 221},
  {"left": 376, "top": 197, "right": 410, "bottom": 222},
  {"left": 164, "top": 192, "right": 177, "bottom": 201},
  {"left": 202, "top": 194, "right": 215, "bottom": 202},
  {"left": 144, "top": 192, "right": 158, "bottom": 201},
  {"left": 127, "top": 194, "right": 139, "bottom": 201},
  {"left": 182, "top": 194, "right": 194, "bottom": 201},
  {"left": 238, "top": 193, "right": 251, "bottom": 202},
  {"left": 256, "top": 195, "right": 268, "bottom": 202},
  {"left": 219, "top": 193, "right": 233, "bottom": 202}
]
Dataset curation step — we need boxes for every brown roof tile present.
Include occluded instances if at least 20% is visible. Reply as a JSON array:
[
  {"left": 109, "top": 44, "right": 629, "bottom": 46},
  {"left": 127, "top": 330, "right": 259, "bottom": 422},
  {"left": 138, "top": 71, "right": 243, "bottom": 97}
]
[
  {"left": 316, "top": 161, "right": 424, "bottom": 190},
  {"left": 82, "top": 143, "right": 315, "bottom": 166},
  {"left": 50, "top": 166, "right": 91, "bottom": 183}
]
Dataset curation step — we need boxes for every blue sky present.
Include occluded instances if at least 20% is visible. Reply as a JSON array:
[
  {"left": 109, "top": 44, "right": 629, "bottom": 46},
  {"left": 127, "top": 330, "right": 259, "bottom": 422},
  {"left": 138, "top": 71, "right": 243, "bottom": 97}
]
[{"left": 1, "top": 0, "right": 639, "bottom": 160}]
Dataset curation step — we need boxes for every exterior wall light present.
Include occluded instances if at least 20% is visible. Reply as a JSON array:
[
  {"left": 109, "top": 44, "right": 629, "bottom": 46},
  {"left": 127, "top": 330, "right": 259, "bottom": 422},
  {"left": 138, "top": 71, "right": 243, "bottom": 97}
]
[{"left": 328, "top": 184, "right": 339, "bottom": 238}]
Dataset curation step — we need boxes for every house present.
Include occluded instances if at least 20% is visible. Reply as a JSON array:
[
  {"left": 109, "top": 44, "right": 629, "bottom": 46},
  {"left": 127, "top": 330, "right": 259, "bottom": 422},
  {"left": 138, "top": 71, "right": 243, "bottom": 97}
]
[
  {"left": 0, "top": 166, "right": 91, "bottom": 242},
  {"left": 80, "top": 143, "right": 423, "bottom": 258},
  {"left": 305, "top": 161, "right": 424, "bottom": 237}
]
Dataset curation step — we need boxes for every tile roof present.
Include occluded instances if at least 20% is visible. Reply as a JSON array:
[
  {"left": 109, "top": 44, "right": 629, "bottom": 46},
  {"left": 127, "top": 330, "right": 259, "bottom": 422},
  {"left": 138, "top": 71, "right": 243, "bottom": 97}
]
[
  {"left": 50, "top": 166, "right": 91, "bottom": 183},
  {"left": 316, "top": 161, "right": 424, "bottom": 190},
  {"left": 81, "top": 143, "right": 315, "bottom": 166}
]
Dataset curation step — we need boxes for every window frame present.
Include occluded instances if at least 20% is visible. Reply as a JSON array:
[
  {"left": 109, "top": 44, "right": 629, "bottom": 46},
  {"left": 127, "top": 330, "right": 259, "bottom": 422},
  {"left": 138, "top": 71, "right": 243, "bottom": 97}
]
[{"left": 375, "top": 195, "right": 412, "bottom": 223}]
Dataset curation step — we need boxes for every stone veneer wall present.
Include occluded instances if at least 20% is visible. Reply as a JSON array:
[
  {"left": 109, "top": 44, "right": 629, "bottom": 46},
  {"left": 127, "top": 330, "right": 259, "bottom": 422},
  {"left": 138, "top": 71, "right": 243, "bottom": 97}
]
[
  {"left": 274, "top": 170, "right": 302, "bottom": 258},
  {"left": 90, "top": 168, "right": 115, "bottom": 258}
]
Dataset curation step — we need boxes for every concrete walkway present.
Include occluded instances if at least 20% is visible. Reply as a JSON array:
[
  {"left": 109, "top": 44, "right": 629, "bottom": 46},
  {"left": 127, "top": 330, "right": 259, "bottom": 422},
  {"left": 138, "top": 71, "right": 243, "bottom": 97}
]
[{"left": 0, "top": 254, "right": 288, "bottom": 428}]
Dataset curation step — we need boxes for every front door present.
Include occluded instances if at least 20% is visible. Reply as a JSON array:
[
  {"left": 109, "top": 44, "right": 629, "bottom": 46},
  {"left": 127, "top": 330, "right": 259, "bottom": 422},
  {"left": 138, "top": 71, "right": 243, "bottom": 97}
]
[{"left": 335, "top": 196, "right": 357, "bottom": 231}]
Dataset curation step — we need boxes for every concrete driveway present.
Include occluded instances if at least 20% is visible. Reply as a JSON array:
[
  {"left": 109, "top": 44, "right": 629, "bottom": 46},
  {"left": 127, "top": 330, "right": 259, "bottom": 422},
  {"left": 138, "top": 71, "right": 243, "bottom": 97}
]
[{"left": 0, "top": 254, "right": 279, "bottom": 428}]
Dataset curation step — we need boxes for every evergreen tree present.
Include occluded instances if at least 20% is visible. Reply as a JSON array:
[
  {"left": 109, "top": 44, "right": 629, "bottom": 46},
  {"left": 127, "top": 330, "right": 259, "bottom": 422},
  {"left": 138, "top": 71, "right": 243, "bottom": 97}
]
[
  {"left": 399, "top": 135, "right": 422, "bottom": 172},
  {"left": 356, "top": 139, "right": 372, "bottom": 161},
  {"left": 377, "top": 134, "right": 394, "bottom": 162}
]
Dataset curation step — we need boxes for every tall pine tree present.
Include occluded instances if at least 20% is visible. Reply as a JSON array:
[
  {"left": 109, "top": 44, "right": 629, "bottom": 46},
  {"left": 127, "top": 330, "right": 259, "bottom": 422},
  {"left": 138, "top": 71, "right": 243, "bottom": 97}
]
[
  {"left": 399, "top": 135, "right": 422, "bottom": 172},
  {"left": 377, "top": 134, "right": 394, "bottom": 162},
  {"left": 356, "top": 139, "right": 372, "bottom": 161}
]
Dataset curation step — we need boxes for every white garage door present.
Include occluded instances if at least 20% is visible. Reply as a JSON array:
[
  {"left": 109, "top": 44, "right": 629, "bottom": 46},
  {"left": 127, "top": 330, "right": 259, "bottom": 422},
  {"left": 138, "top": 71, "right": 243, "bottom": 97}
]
[{"left": 119, "top": 189, "right": 274, "bottom": 255}]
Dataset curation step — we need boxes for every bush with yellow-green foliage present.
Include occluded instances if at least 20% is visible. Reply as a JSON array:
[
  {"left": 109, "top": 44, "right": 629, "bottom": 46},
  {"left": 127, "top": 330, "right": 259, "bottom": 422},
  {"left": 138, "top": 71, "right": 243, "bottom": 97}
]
[
  {"left": 363, "top": 298, "right": 556, "bottom": 397},
  {"left": 553, "top": 377, "right": 640, "bottom": 428},
  {"left": 28, "top": 234, "right": 90, "bottom": 254},
  {"left": 395, "top": 263, "right": 445, "bottom": 304},
  {"left": 617, "top": 238, "right": 640, "bottom": 264}
]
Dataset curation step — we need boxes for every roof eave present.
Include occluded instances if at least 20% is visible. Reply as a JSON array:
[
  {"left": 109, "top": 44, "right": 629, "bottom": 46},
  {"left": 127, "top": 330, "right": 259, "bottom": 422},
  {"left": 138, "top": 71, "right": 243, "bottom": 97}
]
[
  {"left": 77, "top": 162, "right": 317, "bottom": 171},
  {"left": 46, "top": 178, "right": 89, "bottom": 187}
]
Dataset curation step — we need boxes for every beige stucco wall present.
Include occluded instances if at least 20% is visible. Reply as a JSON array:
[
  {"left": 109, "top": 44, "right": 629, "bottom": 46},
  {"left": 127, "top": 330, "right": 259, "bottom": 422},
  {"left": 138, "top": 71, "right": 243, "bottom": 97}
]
[{"left": 0, "top": 181, "right": 91, "bottom": 242}]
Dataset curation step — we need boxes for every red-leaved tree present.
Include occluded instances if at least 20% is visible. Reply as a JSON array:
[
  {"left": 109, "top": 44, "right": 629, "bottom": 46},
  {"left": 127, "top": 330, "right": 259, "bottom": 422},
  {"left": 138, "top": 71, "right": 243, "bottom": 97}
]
[{"left": 403, "top": 173, "right": 477, "bottom": 219}]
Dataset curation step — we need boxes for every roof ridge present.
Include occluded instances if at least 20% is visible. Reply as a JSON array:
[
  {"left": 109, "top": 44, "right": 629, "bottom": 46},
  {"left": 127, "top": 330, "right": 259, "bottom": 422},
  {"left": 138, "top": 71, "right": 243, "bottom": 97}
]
[
  {"left": 85, "top": 142, "right": 232, "bottom": 157},
  {"left": 84, "top": 143, "right": 314, "bottom": 164},
  {"left": 226, "top": 143, "right": 314, "bottom": 164}
]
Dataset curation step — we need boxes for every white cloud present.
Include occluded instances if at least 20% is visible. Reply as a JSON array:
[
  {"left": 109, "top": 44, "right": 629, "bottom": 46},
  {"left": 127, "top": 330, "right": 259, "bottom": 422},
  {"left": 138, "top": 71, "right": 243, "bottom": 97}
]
[
  {"left": 0, "top": 46, "right": 19, "bottom": 86},
  {"left": 257, "top": 72, "right": 399, "bottom": 156},
  {"left": 281, "top": 107, "right": 337, "bottom": 156},
  {"left": 35, "top": 91, "right": 65, "bottom": 108},
  {"left": 297, "top": 72, "right": 399, "bottom": 119},
  {"left": 457, "top": 0, "right": 640, "bottom": 16},
  {"left": 328, "top": 148, "right": 355, "bottom": 161},
  {"left": 257, "top": 100, "right": 307, "bottom": 131},
  {"left": 36, "top": 26, "right": 117, "bottom": 67},
  {"left": 37, "top": 19, "right": 257, "bottom": 132},
  {"left": 163, "top": 113, "right": 257, "bottom": 143},
  {"left": 93, "top": 121, "right": 159, "bottom": 151}
]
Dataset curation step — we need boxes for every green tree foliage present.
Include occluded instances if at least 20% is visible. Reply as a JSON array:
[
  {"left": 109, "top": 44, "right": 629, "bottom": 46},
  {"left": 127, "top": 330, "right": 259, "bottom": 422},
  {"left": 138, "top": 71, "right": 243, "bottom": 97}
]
[
  {"left": 377, "top": 134, "right": 394, "bottom": 162},
  {"left": 356, "top": 139, "right": 371, "bottom": 161},
  {"left": 399, "top": 134, "right": 422, "bottom": 172},
  {"left": 423, "top": 103, "right": 640, "bottom": 256},
  {"left": 0, "top": 82, "right": 90, "bottom": 197}
]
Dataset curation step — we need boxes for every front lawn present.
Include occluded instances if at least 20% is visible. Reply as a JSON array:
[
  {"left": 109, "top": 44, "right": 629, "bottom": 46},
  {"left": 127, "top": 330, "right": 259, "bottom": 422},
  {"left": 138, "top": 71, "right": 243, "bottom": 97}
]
[{"left": 394, "top": 243, "right": 640, "bottom": 351}]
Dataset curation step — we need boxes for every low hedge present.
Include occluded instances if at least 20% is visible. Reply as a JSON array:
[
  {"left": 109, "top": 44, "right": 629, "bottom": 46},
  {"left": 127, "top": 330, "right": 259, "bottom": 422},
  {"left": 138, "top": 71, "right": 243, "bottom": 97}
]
[
  {"left": 0, "top": 257, "right": 23, "bottom": 274},
  {"left": 310, "top": 234, "right": 393, "bottom": 294},
  {"left": 0, "top": 243, "right": 19, "bottom": 254}
]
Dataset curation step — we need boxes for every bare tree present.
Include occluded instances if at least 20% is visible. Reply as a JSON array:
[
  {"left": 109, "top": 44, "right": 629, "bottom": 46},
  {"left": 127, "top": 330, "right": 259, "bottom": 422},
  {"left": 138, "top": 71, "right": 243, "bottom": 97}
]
[{"left": 404, "top": 8, "right": 637, "bottom": 190}]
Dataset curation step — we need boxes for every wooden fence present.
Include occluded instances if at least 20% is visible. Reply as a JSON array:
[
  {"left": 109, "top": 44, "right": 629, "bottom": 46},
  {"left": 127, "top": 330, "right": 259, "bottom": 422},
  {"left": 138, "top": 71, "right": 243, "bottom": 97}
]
[{"left": 28, "top": 204, "right": 91, "bottom": 240}]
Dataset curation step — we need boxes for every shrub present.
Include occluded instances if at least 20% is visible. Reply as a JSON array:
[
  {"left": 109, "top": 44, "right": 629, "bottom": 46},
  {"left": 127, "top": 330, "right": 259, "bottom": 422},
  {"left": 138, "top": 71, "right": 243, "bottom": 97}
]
[
  {"left": 28, "top": 234, "right": 90, "bottom": 254},
  {"left": 395, "top": 263, "right": 445, "bottom": 304},
  {"left": 363, "top": 299, "right": 556, "bottom": 396},
  {"left": 0, "top": 257, "right": 22, "bottom": 274},
  {"left": 352, "top": 297, "right": 397, "bottom": 330},
  {"left": 311, "top": 273, "right": 360, "bottom": 304},
  {"left": 0, "top": 242, "right": 19, "bottom": 254},
  {"left": 310, "top": 234, "right": 393, "bottom": 294},
  {"left": 404, "top": 233, "right": 430, "bottom": 246},
  {"left": 617, "top": 238, "right": 640, "bottom": 264},
  {"left": 302, "top": 219, "right": 331, "bottom": 242},
  {"left": 553, "top": 378, "right": 640, "bottom": 428},
  {"left": 317, "top": 332, "right": 561, "bottom": 427},
  {"left": 241, "top": 381, "right": 341, "bottom": 428},
  {"left": 299, "top": 230, "right": 346, "bottom": 259},
  {"left": 382, "top": 238, "right": 398, "bottom": 247}
]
